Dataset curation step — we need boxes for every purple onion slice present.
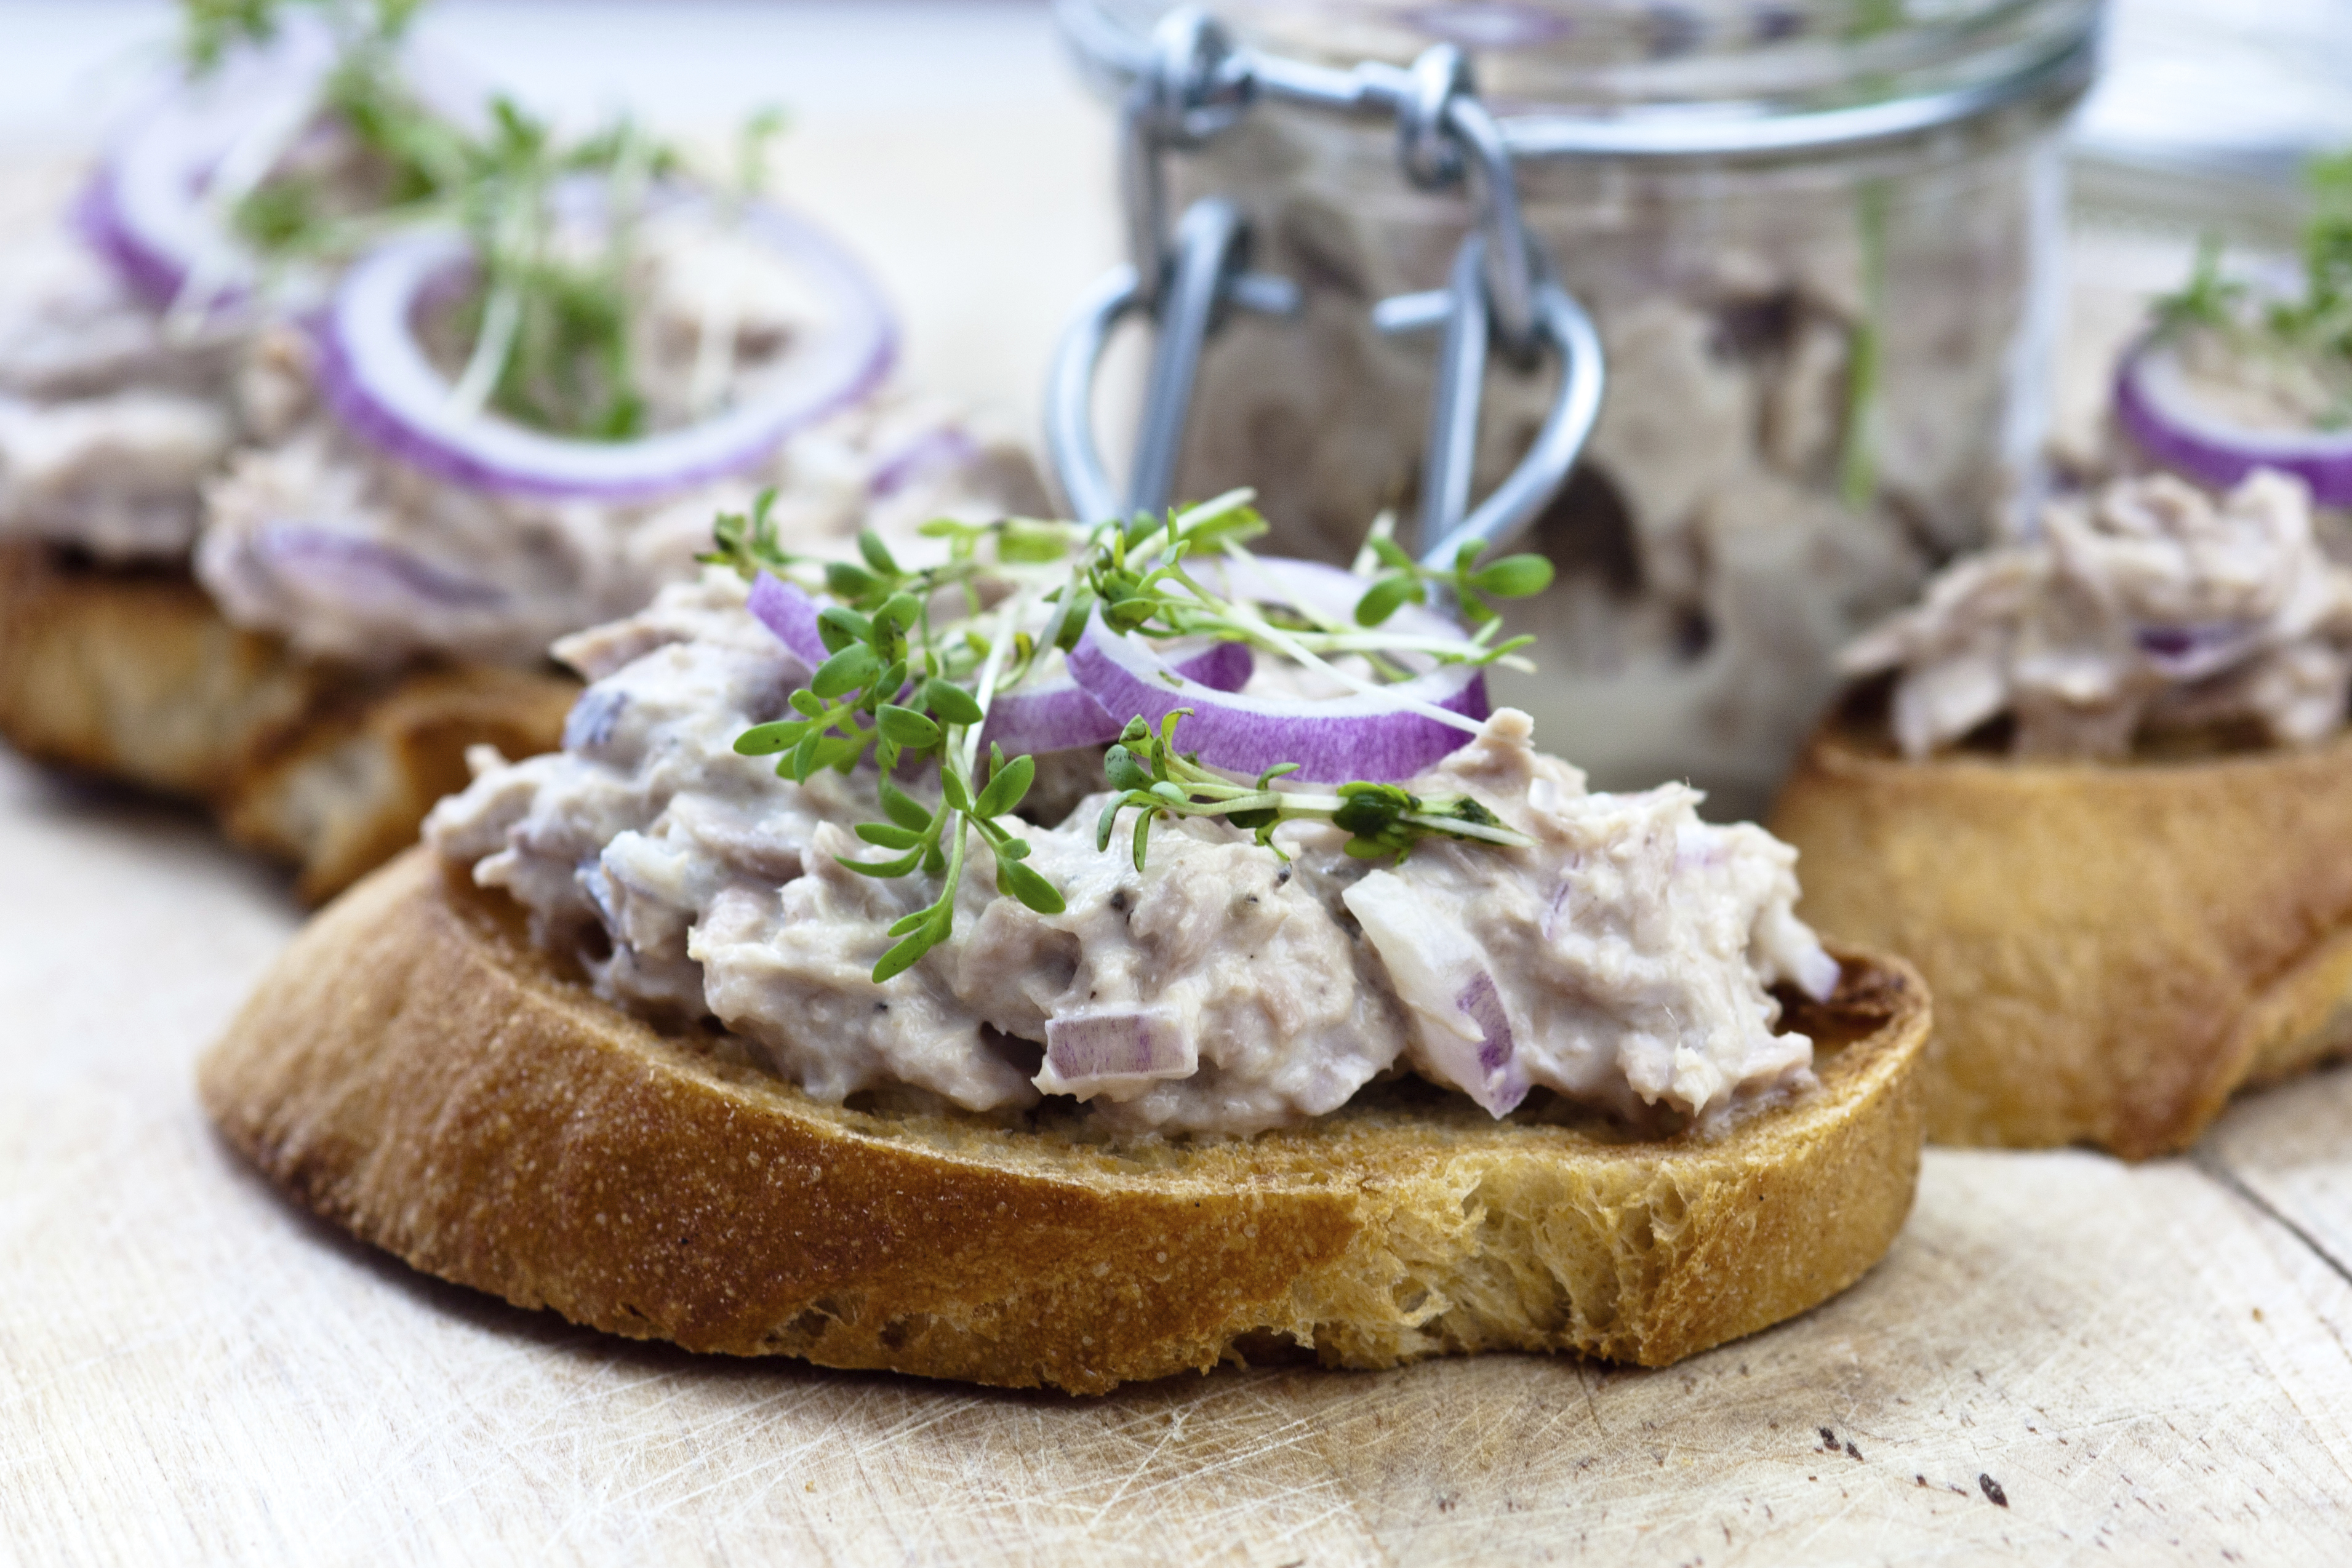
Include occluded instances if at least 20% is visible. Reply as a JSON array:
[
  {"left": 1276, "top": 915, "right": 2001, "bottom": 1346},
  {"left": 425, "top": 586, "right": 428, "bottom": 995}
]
[
  {"left": 1342, "top": 870, "right": 1528, "bottom": 1118},
  {"left": 2134, "top": 620, "right": 2263, "bottom": 682},
  {"left": 316, "top": 198, "right": 896, "bottom": 502},
  {"left": 1039, "top": 1007, "right": 1196, "bottom": 1096},
  {"left": 868, "top": 425, "right": 980, "bottom": 499},
  {"left": 746, "top": 571, "right": 1253, "bottom": 756},
  {"left": 1067, "top": 554, "right": 1491, "bottom": 782},
  {"left": 77, "top": 33, "right": 335, "bottom": 314},
  {"left": 976, "top": 639, "right": 1254, "bottom": 759},
  {"left": 1070, "top": 613, "right": 1487, "bottom": 783},
  {"left": 2114, "top": 336, "right": 2352, "bottom": 508},
  {"left": 249, "top": 521, "right": 508, "bottom": 610},
  {"left": 746, "top": 571, "right": 828, "bottom": 667}
]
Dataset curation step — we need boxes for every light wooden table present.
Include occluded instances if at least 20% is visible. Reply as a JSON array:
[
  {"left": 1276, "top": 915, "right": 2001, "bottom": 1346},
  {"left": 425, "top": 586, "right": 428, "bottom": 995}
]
[
  {"left": 6, "top": 13, "right": 2352, "bottom": 1564},
  {"left": 9, "top": 745, "right": 2352, "bottom": 1564}
]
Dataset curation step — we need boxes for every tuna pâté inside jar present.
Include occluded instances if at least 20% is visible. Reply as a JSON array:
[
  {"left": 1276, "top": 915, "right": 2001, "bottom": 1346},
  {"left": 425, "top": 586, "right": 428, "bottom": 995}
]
[{"left": 1063, "top": 0, "right": 2098, "bottom": 815}]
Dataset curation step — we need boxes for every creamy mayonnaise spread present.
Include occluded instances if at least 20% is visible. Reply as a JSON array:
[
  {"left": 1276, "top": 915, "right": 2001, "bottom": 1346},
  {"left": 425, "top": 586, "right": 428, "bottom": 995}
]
[
  {"left": 0, "top": 224, "right": 239, "bottom": 558},
  {"left": 196, "top": 201, "right": 1039, "bottom": 668},
  {"left": 1841, "top": 469, "right": 2352, "bottom": 759},
  {"left": 2170, "top": 327, "right": 2348, "bottom": 436},
  {"left": 1, "top": 191, "right": 1036, "bottom": 670},
  {"left": 426, "top": 572, "right": 1841, "bottom": 1137},
  {"left": 198, "top": 317, "right": 1035, "bottom": 668}
]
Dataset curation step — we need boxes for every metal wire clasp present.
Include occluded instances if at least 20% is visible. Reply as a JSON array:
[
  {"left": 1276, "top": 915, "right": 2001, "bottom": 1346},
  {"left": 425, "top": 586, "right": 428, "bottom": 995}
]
[
  {"left": 1045, "top": 6, "right": 1605, "bottom": 571},
  {"left": 1049, "top": 11, "right": 1298, "bottom": 527}
]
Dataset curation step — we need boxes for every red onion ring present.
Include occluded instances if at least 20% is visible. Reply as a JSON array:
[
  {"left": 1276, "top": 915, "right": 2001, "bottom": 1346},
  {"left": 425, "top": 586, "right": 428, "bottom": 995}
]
[
  {"left": 2115, "top": 337, "right": 2352, "bottom": 508},
  {"left": 981, "top": 639, "right": 1252, "bottom": 757},
  {"left": 73, "top": 159, "right": 201, "bottom": 312},
  {"left": 314, "top": 197, "right": 897, "bottom": 502},
  {"left": 79, "top": 23, "right": 493, "bottom": 319},
  {"left": 1190, "top": 552, "right": 1481, "bottom": 647},
  {"left": 1066, "top": 559, "right": 1490, "bottom": 782},
  {"left": 746, "top": 571, "right": 1253, "bottom": 755},
  {"left": 76, "top": 36, "right": 334, "bottom": 314}
]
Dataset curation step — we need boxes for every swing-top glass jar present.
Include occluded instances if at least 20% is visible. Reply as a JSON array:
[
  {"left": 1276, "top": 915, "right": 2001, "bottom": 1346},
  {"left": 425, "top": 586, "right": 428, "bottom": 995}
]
[{"left": 1065, "top": 0, "right": 2100, "bottom": 815}]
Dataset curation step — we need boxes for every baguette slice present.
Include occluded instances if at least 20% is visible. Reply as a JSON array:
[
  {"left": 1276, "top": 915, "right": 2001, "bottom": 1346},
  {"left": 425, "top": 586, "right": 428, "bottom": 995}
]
[
  {"left": 0, "top": 541, "right": 576, "bottom": 900},
  {"left": 201, "top": 847, "right": 1932, "bottom": 1394},
  {"left": 1770, "top": 711, "right": 2352, "bottom": 1158}
]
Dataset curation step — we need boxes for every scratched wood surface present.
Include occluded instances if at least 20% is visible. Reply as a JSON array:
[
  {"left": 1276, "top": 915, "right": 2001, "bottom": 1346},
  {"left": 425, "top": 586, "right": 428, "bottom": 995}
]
[
  {"left": 8, "top": 748, "right": 2352, "bottom": 1567},
  {"left": 7, "top": 22, "right": 2352, "bottom": 1564}
]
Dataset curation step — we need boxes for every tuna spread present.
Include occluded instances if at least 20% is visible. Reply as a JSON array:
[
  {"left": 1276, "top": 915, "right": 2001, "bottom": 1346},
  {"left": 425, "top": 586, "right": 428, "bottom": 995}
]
[
  {"left": 2168, "top": 325, "right": 2349, "bottom": 437},
  {"left": 198, "top": 323, "right": 1038, "bottom": 668},
  {"left": 426, "top": 570, "right": 1841, "bottom": 1137},
  {"left": 1841, "top": 469, "right": 2352, "bottom": 758},
  {"left": 1153, "top": 41, "right": 2080, "bottom": 818},
  {"left": 0, "top": 223, "right": 239, "bottom": 558},
  {"left": 195, "top": 196, "right": 1041, "bottom": 668}
]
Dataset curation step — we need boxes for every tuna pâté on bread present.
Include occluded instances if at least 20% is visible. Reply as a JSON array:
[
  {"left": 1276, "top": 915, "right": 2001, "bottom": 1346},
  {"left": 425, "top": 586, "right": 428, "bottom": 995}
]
[{"left": 202, "top": 847, "right": 1929, "bottom": 1394}]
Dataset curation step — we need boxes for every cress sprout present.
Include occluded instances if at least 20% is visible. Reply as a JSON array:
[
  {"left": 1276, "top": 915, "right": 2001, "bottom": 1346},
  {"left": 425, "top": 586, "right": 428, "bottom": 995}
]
[{"left": 711, "top": 490, "right": 1551, "bottom": 982}]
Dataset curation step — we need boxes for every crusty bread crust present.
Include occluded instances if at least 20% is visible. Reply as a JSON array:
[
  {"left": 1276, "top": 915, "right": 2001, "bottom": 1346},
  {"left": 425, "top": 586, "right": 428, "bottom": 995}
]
[
  {"left": 0, "top": 541, "right": 576, "bottom": 900},
  {"left": 200, "top": 847, "right": 1931, "bottom": 1394},
  {"left": 1770, "top": 715, "right": 2352, "bottom": 1158}
]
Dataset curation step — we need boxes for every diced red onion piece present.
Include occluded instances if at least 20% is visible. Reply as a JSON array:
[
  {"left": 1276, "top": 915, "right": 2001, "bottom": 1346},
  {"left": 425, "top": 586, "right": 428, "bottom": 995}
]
[
  {"left": 1454, "top": 972, "right": 1524, "bottom": 1082},
  {"left": 250, "top": 521, "right": 506, "bottom": 609},
  {"left": 868, "top": 425, "right": 978, "bottom": 498},
  {"left": 2135, "top": 620, "right": 2262, "bottom": 681},
  {"left": 1070, "top": 608, "right": 1486, "bottom": 783},
  {"left": 314, "top": 196, "right": 896, "bottom": 502},
  {"left": 746, "top": 571, "right": 1252, "bottom": 754},
  {"left": 1342, "top": 870, "right": 1528, "bottom": 1118},
  {"left": 1416, "top": 972, "right": 1528, "bottom": 1118},
  {"left": 562, "top": 686, "right": 630, "bottom": 752},
  {"left": 2114, "top": 337, "right": 2352, "bottom": 508},
  {"left": 747, "top": 571, "right": 828, "bottom": 668},
  {"left": 1041, "top": 1007, "right": 1196, "bottom": 1094}
]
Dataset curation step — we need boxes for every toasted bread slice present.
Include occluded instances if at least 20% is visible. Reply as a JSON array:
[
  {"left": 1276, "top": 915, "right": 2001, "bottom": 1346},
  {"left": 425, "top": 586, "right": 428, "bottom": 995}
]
[
  {"left": 199, "top": 847, "right": 1931, "bottom": 1394},
  {"left": 1769, "top": 711, "right": 2352, "bottom": 1158},
  {"left": 0, "top": 541, "right": 576, "bottom": 900}
]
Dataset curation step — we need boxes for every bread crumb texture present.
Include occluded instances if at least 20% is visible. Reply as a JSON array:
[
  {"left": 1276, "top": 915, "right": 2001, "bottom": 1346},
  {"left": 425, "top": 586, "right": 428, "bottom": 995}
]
[{"left": 202, "top": 850, "right": 1930, "bottom": 1393}]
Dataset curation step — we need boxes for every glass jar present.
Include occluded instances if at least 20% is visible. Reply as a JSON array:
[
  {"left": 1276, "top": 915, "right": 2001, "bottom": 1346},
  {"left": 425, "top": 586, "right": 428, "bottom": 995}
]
[{"left": 1071, "top": 0, "right": 2099, "bottom": 816}]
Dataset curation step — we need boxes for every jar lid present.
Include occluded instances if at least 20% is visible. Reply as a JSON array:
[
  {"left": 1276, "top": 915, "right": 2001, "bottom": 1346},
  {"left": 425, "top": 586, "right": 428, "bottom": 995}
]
[{"left": 1062, "top": 0, "right": 2101, "bottom": 159}]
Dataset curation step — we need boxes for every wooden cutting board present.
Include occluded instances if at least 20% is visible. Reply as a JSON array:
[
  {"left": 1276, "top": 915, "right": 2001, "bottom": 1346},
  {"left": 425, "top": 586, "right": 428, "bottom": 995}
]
[
  {"left": 6, "top": 44, "right": 2352, "bottom": 1563},
  {"left": 7, "top": 749, "right": 2352, "bottom": 1564}
]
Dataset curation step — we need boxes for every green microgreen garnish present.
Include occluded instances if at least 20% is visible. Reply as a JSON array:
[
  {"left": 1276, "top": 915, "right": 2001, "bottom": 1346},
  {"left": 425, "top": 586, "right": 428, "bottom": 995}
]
[
  {"left": 720, "top": 489, "right": 1542, "bottom": 983},
  {"left": 175, "top": 0, "right": 783, "bottom": 444},
  {"left": 441, "top": 100, "right": 676, "bottom": 441},
  {"left": 182, "top": 0, "right": 422, "bottom": 73},
  {"left": 1093, "top": 713, "right": 1528, "bottom": 870},
  {"left": 1344, "top": 510, "right": 1554, "bottom": 628}
]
